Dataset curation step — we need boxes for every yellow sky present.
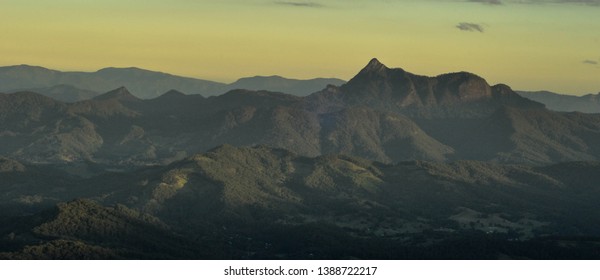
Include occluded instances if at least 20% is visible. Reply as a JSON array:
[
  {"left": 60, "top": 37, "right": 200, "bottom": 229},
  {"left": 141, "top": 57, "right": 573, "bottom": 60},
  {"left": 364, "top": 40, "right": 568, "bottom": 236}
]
[{"left": 1, "top": 0, "right": 598, "bottom": 94}]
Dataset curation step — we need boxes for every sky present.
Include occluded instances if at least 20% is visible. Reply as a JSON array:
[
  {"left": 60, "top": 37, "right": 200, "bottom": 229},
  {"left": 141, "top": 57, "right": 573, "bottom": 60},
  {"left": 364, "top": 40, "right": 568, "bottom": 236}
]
[{"left": 1, "top": 0, "right": 599, "bottom": 94}]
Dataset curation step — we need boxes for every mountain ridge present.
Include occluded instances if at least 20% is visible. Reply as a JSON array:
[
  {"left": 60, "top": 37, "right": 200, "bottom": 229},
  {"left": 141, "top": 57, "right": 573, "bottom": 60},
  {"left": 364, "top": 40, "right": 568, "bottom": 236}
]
[
  {"left": 2, "top": 145, "right": 600, "bottom": 259},
  {"left": 2, "top": 59, "right": 600, "bottom": 260},
  {"left": 517, "top": 90, "right": 600, "bottom": 113},
  {"left": 0, "top": 65, "right": 346, "bottom": 100},
  {"left": 330, "top": 59, "right": 542, "bottom": 114},
  {"left": 0, "top": 59, "right": 598, "bottom": 166}
]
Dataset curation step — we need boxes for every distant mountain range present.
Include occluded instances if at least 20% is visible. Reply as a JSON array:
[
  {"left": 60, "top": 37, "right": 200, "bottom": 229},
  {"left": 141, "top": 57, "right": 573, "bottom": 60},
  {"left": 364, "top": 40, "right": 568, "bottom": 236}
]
[
  {"left": 517, "top": 90, "right": 600, "bottom": 113},
  {"left": 0, "top": 65, "right": 345, "bottom": 101},
  {"left": 5, "top": 64, "right": 597, "bottom": 114},
  {"left": 228, "top": 75, "right": 345, "bottom": 97},
  {"left": 1, "top": 58, "right": 599, "bottom": 166}
]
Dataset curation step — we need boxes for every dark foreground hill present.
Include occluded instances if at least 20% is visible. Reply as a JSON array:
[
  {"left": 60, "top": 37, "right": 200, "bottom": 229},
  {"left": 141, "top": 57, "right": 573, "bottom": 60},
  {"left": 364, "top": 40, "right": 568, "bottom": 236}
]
[{"left": 1, "top": 146, "right": 600, "bottom": 259}]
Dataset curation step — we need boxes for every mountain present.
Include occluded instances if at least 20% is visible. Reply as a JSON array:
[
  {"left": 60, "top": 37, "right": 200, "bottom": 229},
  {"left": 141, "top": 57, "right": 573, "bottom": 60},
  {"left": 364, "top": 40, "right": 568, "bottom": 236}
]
[
  {"left": 106, "top": 145, "right": 600, "bottom": 238},
  {"left": 9, "top": 84, "right": 99, "bottom": 103},
  {"left": 0, "top": 65, "right": 346, "bottom": 99},
  {"left": 226, "top": 75, "right": 345, "bottom": 96},
  {"left": 92, "top": 86, "right": 140, "bottom": 102},
  {"left": 2, "top": 59, "right": 600, "bottom": 165},
  {"left": 0, "top": 199, "right": 208, "bottom": 259},
  {"left": 315, "top": 58, "right": 543, "bottom": 117},
  {"left": 517, "top": 90, "right": 600, "bottom": 113},
  {"left": 0, "top": 65, "right": 225, "bottom": 99},
  {"left": 2, "top": 146, "right": 600, "bottom": 259},
  {"left": 305, "top": 59, "right": 600, "bottom": 163},
  {"left": 91, "top": 67, "right": 225, "bottom": 98},
  {"left": 0, "top": 87, "right": 458, "bottom": 164},
  {"left": 3, "top": 59, "right": 600, "bottom": 260}
]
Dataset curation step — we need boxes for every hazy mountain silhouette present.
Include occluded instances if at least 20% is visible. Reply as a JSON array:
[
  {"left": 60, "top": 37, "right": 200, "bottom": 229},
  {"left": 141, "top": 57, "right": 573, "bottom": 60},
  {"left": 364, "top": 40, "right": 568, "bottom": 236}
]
[
  {"left": 9, "top": 84, "right": 98, "bottom": 103},
  {"left": 0, "top": 65, "right": 224, "bottom": 99},
  {"left": 0, "top": 65, "right": 346, "bottom": 99},
  {"left": 226, "top": 75, "right": 345, "bottom": 96},
  {"left": 517, "top": 90, "right": 600, "bottom": 113}
]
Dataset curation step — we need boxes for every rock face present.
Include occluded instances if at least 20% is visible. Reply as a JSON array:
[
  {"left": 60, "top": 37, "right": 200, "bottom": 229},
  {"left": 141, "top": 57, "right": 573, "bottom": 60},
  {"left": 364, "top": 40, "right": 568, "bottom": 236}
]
[{"left": 322, "top": 59, "right": 541, "bottom": 116}]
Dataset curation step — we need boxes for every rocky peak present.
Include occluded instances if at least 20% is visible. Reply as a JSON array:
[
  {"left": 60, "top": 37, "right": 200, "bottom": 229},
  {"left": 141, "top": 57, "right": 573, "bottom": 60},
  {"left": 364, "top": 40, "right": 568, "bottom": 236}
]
[
  {"left": 93, "top": 87, "right": 139, "bottom": 102},
  {"left": 358, "top": 58, "right": 389, "bottom": 75}
]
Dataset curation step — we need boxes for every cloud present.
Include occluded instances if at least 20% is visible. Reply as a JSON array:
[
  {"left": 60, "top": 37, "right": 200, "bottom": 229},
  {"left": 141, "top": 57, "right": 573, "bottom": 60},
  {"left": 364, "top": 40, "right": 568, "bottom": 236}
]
[
  {"left": 582, "top": 60, "right": 599, "bottom": 65},
  {"left": 273, "top": 1, "right": 324, "bottom": 8},
  {"left": 463, "top": 0, "right": 600, "bottom": 5},
  {"left": 552, "top": 0, "right": 600, "bottom": 5},
  {"left": 456, "top": 22, "right": 485, "bottom": 32},
  {"left": 468, "top": 0, "right": 503, "bottom": 5}
]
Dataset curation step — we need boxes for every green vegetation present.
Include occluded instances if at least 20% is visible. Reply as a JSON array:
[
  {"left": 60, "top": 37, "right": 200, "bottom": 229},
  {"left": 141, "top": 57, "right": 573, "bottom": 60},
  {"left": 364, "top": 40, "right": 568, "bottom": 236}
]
[
  {"left": 1, "top": 60, "right": 600, "bottom": 259},
  {"left": 1, "top": 146, "right": 600, "bottom": 259},
  {"left": 2, "top": 60, "right": 600, "bottom": 166}
]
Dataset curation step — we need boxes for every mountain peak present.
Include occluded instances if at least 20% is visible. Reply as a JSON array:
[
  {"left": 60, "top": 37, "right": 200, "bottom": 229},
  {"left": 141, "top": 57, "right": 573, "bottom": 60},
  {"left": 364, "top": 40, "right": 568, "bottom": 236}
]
[
  {"left": 154, "top": 89, "right": 190, "bottom": 100},
  {"left": 343, "top": 59, "right": 393, "bottom": 88},
  {"left": 0, "top": 64, "right": 51, "bottom": 71},
  {"left": 361, "top": 58, "right": 388, "bottom": 73},
  {"left": 97, "top": 66, "right": 152, "bottom": 73},
  {"left": 93, "top": 86, "right": 139, "bottom": 101},
  {"left": 368, "top": 58, "right": 383, "bottom": 66},
  {"left": 342, "top": 58, "right": 403, "bottom": 92}
]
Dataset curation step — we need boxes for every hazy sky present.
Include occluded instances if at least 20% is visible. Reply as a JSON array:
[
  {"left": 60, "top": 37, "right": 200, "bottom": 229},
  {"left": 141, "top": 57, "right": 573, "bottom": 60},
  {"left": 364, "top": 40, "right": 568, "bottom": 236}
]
[{"left": 1, "top": 0, "right": 599, "bottom": 94}]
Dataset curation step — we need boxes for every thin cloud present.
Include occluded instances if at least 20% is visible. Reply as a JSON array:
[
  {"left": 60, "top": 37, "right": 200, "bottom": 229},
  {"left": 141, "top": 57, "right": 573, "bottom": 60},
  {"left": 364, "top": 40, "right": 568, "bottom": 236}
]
[
  {"left": 582, "top": 60, "right": 599, "bottom": 65},
  {"left": 462, "top": 0, "right": 600, "bottom": 5},
  {"left": 551, "top": 0, "right": 600, "bottom": 5},
  {"left": 468, "top": 0, "right": 503, "bottom": 5},
  {"left": 456, "top": 22, "right": 485, "bottom": 32},
  {"left": 273, "top": 1, "right": 324, "bottom": 8}
]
